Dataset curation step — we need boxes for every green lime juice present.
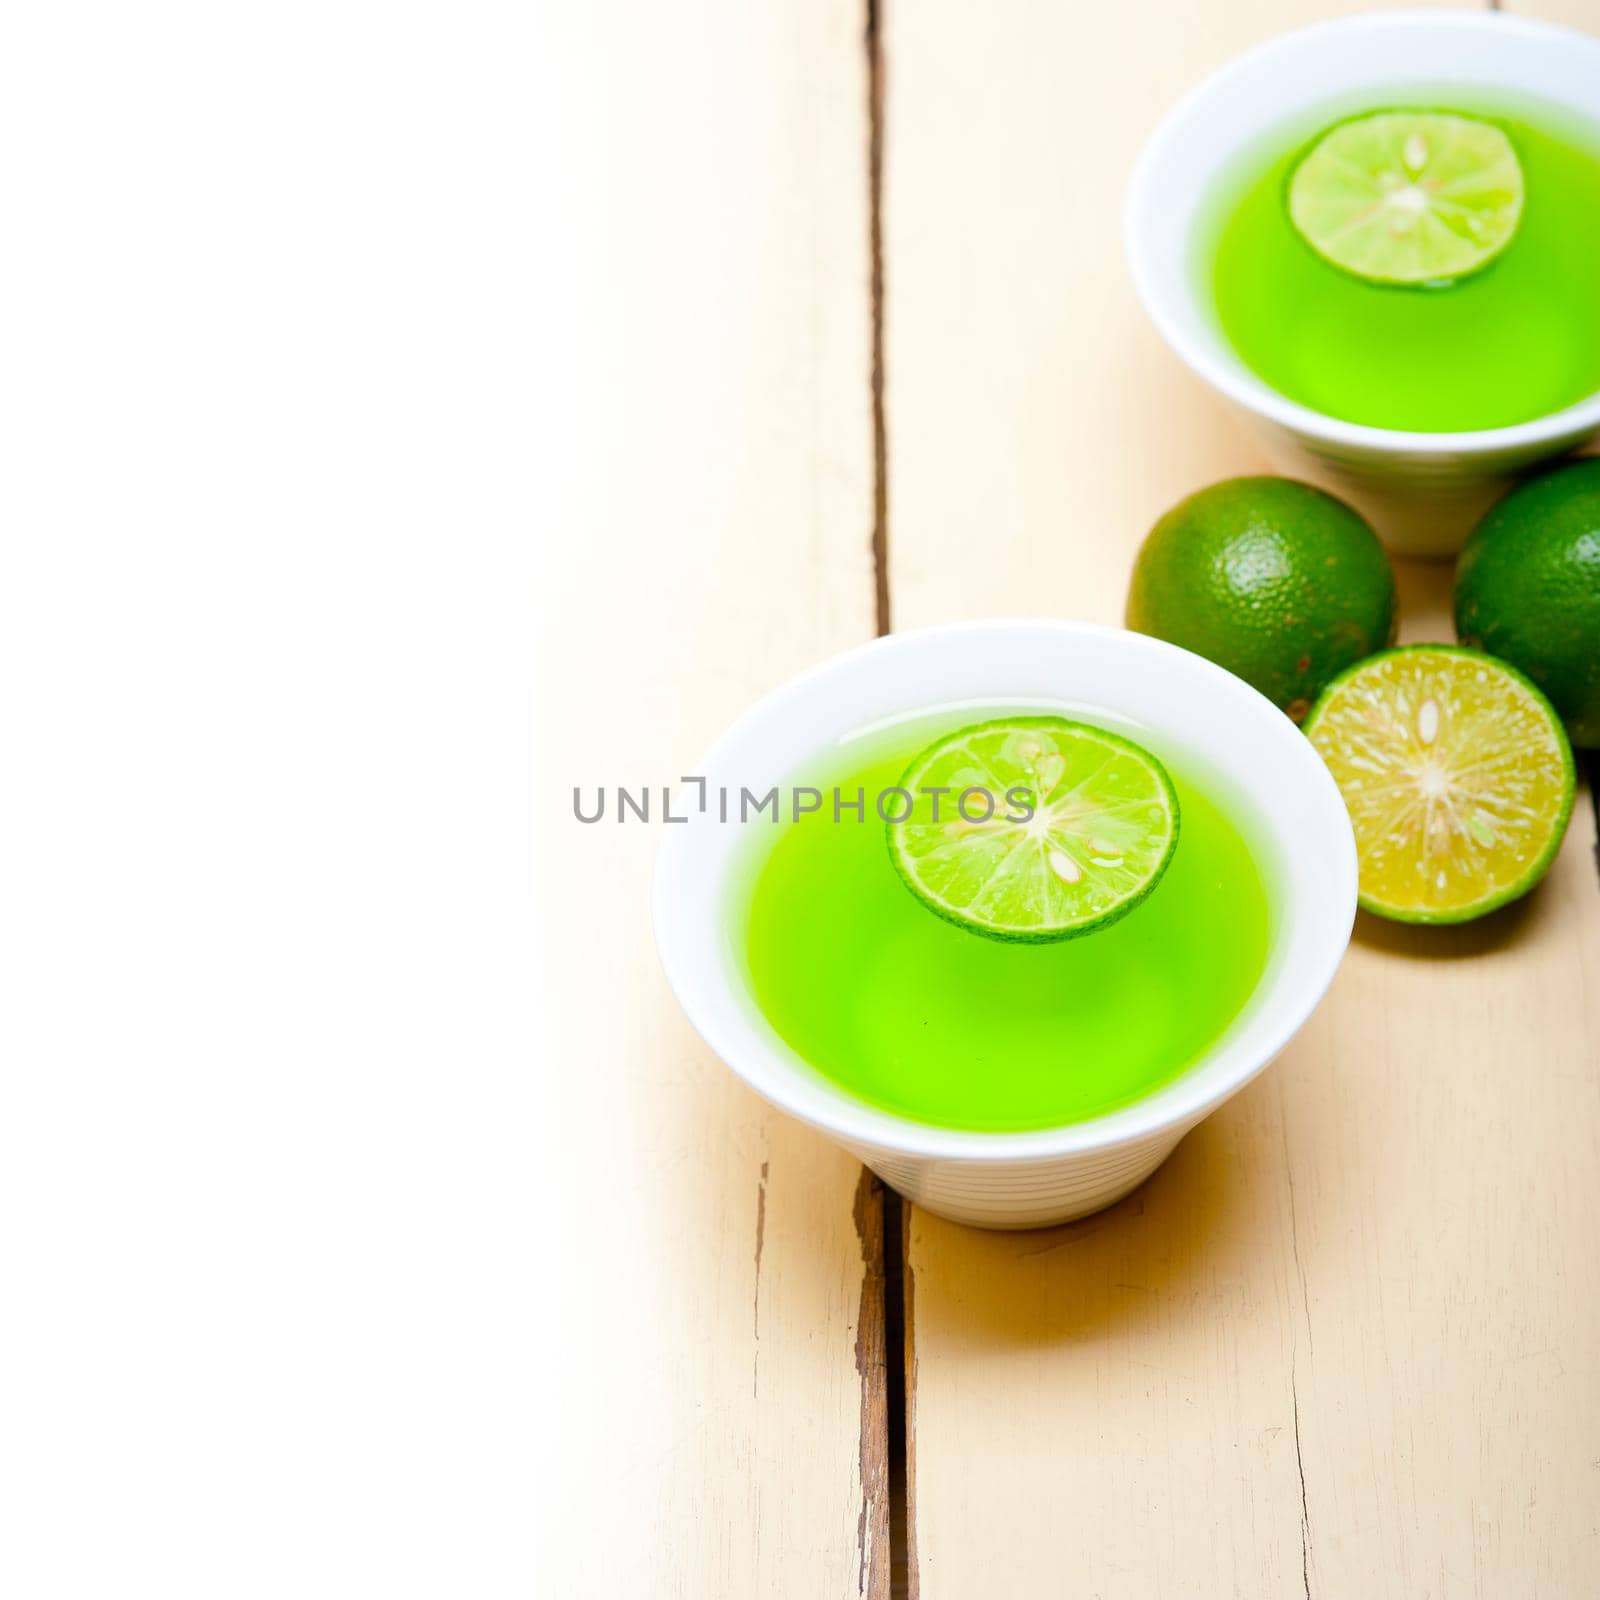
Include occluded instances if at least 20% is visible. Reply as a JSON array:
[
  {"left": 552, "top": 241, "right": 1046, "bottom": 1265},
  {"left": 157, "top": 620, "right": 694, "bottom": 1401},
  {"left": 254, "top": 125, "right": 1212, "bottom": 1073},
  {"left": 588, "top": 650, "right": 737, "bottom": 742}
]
[
  {"left": 736, "top": 710, "right": 1273, "bottom": 1132},
  {"left": 1204, "top": 99, "right": 1600, "bottom": 432}
]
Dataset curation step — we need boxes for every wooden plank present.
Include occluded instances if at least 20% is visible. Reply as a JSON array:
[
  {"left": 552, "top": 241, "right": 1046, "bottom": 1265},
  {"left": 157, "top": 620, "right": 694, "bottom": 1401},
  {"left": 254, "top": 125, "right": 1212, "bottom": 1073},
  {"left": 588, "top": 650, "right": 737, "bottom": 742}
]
[
  {"left": 880, "top": 2, "right": 1600, "bottom": 1593},
  {"left": 1503, "top": 0, "right": 1600, "bottom": 32},
  {"left": 533, "top": 3, "right": 884, "bottom": 1594}
]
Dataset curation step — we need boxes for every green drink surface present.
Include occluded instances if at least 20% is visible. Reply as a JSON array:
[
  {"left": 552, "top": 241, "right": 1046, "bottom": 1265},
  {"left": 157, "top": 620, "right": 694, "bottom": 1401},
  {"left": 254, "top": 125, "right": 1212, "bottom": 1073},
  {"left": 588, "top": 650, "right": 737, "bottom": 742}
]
[
  {"left": 1204, "top": 98, "right": 1600, "bottom": 432},
  {"left": 737, "top": 712, "right": 1273, "bottom": 1132}
]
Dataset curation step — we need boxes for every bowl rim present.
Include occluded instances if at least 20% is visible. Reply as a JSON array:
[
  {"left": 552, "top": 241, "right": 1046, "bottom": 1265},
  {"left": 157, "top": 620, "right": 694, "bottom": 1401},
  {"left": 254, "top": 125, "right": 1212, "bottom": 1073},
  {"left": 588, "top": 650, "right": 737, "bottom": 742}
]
[
  {"left": 652, "top": 619, "right": 1358, "bottom": 1164},
  {"left": 1124, "top": 8, "right": 1600, "bottom": 457}
]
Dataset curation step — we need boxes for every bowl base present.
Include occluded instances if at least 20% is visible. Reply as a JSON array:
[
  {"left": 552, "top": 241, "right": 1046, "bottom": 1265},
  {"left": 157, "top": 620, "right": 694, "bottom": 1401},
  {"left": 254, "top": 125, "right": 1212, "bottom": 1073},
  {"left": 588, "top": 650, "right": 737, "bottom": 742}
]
[
  {"left": 851, "top": 1128, "right": 1189, "bottom": 1231},
  {"left": 1254, "top": 433, "right": 1509, "bottom": 559}
]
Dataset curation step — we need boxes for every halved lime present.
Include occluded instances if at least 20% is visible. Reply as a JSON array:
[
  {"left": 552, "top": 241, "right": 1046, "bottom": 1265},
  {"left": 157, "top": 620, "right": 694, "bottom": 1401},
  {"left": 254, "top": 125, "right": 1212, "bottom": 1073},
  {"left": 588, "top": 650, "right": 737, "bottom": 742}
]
[
  {"left": 1304, "top": 647, "right": 1574, "bottom": 924},
  {"left": 886, "top": 716, "right": 1179, "bottom": 942},
  {"left": 1288, "top": 111, "right": 1523, "bottom": 285}
]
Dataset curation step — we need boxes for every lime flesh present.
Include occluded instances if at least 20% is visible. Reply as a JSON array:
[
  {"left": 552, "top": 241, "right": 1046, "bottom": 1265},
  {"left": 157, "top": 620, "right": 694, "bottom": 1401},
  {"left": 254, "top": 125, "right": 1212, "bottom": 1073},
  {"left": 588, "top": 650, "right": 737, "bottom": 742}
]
[
  {"left": 1288, "top": 111, "right": 1524, "bottom": 286},
  {"left": 1304, "top": 647, "right": 1574, "bottom": 923},
  {"left": 886, "top": 717, "right": 1179, "bottom": 942}
]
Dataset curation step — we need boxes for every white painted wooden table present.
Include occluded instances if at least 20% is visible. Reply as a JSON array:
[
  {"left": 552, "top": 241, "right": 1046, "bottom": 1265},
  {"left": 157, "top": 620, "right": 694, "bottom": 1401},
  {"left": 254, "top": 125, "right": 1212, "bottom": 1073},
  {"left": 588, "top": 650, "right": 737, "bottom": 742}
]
[{"left": 542, "top": 3, "right": 1600, "bottom": 1592}]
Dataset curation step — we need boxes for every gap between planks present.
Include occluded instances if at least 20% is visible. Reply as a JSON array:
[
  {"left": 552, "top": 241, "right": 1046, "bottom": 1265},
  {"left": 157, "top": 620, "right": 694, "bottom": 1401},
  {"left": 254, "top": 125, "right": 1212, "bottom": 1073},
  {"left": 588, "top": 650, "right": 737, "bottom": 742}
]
[
  {"left": 867, "top": 0, "right": 891, "bottom": 638},
  {"left": 864, "top": 0, "right": 915, "bottom": 1594}
]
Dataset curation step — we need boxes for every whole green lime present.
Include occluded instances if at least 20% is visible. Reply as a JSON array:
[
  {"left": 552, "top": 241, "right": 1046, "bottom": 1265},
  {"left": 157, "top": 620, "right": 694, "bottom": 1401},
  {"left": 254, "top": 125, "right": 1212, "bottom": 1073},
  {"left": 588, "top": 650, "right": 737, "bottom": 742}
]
[
  {"left": 1126, "top": 477, "right": 1398, "bottom": 721},
  {"left": 1454, "top": 459, "right": 1600, "bottom": 748}
]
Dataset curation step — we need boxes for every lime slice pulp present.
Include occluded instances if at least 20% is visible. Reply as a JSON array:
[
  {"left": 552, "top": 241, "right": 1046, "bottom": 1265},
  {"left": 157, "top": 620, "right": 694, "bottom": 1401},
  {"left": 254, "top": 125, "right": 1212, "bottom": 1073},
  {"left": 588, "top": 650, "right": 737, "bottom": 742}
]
[
  {"left": 1288, "top": 111, "right": 1524, "bottom": 285},
  {"left": 886, "top": 716, "right": 1179, "bottom": 942},
  {"left": 1304, "top": 647, "right": 1574, "bottom": 924}
]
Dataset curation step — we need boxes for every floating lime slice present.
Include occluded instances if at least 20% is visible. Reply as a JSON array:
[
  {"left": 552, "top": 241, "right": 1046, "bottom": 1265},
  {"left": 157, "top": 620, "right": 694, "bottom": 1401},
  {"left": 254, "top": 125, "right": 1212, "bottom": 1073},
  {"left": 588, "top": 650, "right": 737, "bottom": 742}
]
[
  {"left": 886, "top": 716, "right": 1179, "bottom": 942},
  {"left": 1288, "top": 111, "right": 1524, "bottom": 285},
  {"left": 1304, "top": 646, "right": 1574, "bottom": 924}
]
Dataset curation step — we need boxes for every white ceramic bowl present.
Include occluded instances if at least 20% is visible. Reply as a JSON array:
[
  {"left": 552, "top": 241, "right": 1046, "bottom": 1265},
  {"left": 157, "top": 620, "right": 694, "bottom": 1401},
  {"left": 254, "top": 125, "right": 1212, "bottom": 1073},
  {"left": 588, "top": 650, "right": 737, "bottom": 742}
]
[
  {"left": 653, "top": 622, "right": 1356, "bottom": 1229},
  {"left": 1125, "top": 10, "right": 1600, "bottom": 557}
]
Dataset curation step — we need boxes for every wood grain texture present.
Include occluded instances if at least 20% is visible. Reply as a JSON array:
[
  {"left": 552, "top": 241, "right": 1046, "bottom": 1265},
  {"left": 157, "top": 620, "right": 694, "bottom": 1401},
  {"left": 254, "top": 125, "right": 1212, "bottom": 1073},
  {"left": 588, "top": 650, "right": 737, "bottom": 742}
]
[
  {"left": 879, "top": 2, "right": 1600, "bottom": 1593},
  {"left": 534, "top": 3, "right": 884, "bottom": 1593}
]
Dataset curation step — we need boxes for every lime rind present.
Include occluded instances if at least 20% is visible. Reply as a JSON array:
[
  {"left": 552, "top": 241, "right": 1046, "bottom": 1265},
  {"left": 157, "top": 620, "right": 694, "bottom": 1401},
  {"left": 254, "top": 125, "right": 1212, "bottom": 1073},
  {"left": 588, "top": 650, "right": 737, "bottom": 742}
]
[
  {"left": 1288, "top": 111, "right": 1524, "bottom": 286},
  {"left": 886, "top": 716, "right": 1180, "bottom": 943},
  {"left": 1304, "top": 645, "right": 1575, "bottom": 924}
]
